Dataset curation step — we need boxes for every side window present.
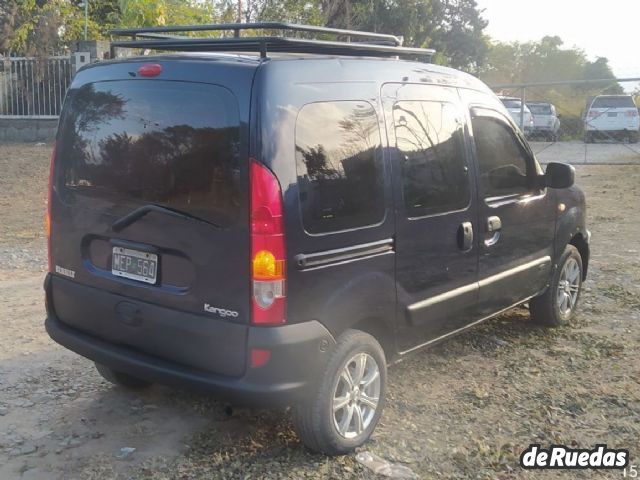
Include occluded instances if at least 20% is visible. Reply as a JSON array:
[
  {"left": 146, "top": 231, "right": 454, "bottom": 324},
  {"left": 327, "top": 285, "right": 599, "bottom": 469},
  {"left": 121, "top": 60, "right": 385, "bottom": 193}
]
[
  {"left": 471, "top": 116, "right": 531, "bottom": 198},
  {"left": 295, "top": 101, "right": 385, "bottom": 234},
  {"left": 394, "top": 101, "right": 470, "bottom": 217}
]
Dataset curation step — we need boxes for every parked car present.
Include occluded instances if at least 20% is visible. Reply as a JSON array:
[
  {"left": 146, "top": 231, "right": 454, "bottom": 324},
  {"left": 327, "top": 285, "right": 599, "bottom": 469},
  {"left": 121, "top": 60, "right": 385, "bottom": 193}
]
[
  {"left": 44, "top": 23, "right": 589, "bottom": 455},
  {"left": 584, "top": 94, "right": 640, "bottom": 143},
  {"left": 527, "top": 101, "right": 561, "bottom": 141},
  {"left": 498, "top": 96, "right": 535, "bottom": 136}
]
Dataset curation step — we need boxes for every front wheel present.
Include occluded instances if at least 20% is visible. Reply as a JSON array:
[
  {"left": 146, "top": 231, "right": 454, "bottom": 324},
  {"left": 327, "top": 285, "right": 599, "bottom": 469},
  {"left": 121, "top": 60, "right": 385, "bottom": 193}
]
[
  {"left": 530, "top": 245, "right": 583, "bottom": 327},
  {"left": 293, "top": 329, "right": 386, "bottom": 455}
]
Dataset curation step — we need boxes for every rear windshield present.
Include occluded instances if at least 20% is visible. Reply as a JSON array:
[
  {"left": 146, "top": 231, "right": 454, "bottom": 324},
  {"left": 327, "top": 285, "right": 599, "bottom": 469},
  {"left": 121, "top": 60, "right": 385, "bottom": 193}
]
[
  {"left": 501, "top": 99, "right": 522, "bottom": 109},
  {"left": 591, "top": 96, "right": 636, "bottom": 109},
  {"left": 58, "top": 80, "right": 242, "bottom": 227},
  {"left": 528, "top": 104, "right": 552, "bottom": 115}
]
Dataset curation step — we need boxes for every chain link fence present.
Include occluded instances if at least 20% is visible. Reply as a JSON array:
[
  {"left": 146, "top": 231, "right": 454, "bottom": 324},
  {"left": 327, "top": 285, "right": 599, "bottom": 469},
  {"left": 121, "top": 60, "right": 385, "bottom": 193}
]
[
  {"left": 0, "top": 55, "right": 73, "bottom": 118},
  {"left": 490, "top": 77, "right": 640, "bottom": 165}
]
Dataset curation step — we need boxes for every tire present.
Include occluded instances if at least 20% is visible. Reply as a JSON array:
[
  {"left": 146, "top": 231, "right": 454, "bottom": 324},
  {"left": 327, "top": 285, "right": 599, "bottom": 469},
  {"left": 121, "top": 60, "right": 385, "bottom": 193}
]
[
  {"left": 293, "top": 329, "right": 386, "bottom": 455},
  {"left": 95, "top": 363, "right": 152, "bottom": 389},
  {"left": 530, "top": 245, "right": 583, "bottom": 327},
  {"left": 629, "top": 132, "right": 639, "bottom": 144},
  {"left": 584, "top": 132, "right": 593, "bottom": 144}
]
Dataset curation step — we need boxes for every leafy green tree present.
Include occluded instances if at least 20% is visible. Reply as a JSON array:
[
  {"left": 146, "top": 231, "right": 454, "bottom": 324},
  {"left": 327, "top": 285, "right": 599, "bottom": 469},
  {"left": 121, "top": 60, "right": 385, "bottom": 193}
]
[
  {"left": 479, "top": 36, "right": 623, "bottom": 119},
  {"left": 244, "top": 0, "right": 488, "bottom": 70},
  {"left": 116, "top": 0, "right": 212, "bottom": 28},
  {"left": 1, "top": 0, "right": 102, "bottom": 54}
]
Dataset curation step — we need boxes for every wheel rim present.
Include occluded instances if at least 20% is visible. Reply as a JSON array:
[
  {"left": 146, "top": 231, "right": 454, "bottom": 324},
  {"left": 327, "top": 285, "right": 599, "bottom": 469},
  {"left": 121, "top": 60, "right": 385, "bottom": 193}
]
[
  {"left": 557, "top": 257, "right": 581, "bottom": 317},
  {"left": 332, "top": 352, "right": 381, "bottom": 439}
]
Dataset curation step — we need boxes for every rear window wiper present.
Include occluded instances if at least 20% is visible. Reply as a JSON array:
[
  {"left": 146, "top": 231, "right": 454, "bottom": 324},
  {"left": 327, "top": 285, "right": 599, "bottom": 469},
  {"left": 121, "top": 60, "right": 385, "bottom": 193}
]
[{"left": 112, "top": 204, "right": 221, "bottom": 232}]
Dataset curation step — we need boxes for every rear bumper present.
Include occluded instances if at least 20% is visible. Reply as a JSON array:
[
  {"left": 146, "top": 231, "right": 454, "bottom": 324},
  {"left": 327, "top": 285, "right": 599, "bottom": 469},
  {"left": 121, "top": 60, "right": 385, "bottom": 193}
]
[
  {"left": 584, "top": 126, "right": 638, "bottom": 133},
  {"left": 44, "top": 274, "right": 335, "bottom": 406}
]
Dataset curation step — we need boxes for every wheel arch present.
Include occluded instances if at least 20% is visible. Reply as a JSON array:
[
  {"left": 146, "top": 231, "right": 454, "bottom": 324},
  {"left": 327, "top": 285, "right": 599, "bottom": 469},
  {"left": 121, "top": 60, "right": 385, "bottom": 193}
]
[
  {"left": 348, "top": 316, "right": 396, "bottom": 362},
  {"left": 569, "top": 232, "right": 589, "bottom": 280}
]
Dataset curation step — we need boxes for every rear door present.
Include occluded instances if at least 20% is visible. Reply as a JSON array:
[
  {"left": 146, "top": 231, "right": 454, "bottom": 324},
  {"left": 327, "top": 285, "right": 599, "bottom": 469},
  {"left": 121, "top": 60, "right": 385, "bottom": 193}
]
[
  {"left": 382, "top": 83, "right": 479, "bottom": 352},
  {"left": 50, "top": 60, "right": 255, "bottom": 375}
]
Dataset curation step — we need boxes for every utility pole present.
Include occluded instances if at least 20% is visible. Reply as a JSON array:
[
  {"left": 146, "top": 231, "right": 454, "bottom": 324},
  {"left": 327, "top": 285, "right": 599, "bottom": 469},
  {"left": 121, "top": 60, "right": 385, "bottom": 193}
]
[{"left": 78, "top": 0, "right": 88, "bottom": 40}]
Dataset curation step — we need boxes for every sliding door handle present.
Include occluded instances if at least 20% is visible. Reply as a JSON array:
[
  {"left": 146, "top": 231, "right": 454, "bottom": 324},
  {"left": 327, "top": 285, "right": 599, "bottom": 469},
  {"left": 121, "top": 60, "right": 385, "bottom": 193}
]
[
  {"left": 487, "top": 216, "right": 502, "bottom": 232},
  {"left": 457, "top": 221, "right": 474, "bottom": 251},
  {"left": 485, "top": 216, "right": 502, "bottom": 246}
]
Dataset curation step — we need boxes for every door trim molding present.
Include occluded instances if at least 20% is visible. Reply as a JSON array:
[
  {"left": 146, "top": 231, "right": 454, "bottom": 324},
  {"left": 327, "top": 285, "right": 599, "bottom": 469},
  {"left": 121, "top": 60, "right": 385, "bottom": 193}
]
[
  {"left": 407, "top": 282, "right": 478, "bottom": 313},
  {"left": 398, "top": 293, "right": 539, "bottom": 356},
  {"left": 294, "top": 238, "right": 394, "bottom": 269},
  {"left": 405, "top": 255, "right": 551, "bottom": 314},
  {"left": 478, "top": 256, "right": 550, "bottom": 288}
]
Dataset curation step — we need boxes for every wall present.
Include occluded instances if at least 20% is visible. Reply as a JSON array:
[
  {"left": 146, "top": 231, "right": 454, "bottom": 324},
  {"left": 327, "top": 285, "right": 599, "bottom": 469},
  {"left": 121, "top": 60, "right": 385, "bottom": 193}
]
[{"left": 0, "top": 118, "right": 58, "bottom": 143}]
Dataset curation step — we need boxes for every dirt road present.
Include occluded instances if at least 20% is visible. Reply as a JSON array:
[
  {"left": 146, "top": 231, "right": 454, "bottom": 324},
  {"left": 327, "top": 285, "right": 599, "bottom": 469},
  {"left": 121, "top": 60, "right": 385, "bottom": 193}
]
[{"left": 1, "top": 143, "right": 639, "bottom": 479}]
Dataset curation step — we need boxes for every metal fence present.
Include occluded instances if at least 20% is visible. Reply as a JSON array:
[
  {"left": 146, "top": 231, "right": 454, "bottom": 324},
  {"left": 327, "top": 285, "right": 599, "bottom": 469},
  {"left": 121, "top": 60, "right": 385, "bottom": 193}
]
[
  {"left": 0, "top": 55, "right": 73, "bottom": 118},
  {"left": 489, "top": 77, "right": 640, "bottom": 165}
]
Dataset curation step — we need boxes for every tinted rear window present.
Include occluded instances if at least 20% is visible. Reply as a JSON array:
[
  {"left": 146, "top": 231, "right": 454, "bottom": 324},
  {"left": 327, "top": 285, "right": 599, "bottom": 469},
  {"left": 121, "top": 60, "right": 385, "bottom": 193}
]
[
  {"left": 591, "top": 96, "right": 636, "bottom": 109},
  {"left": 58, "top": 80, "right": 242, "bottom": 227},
  {"left": 394, "top": 101, "right": 470, "bottom": 217},
  {"left": 295, "top": 101, "right": 385, "bottom": 234}
]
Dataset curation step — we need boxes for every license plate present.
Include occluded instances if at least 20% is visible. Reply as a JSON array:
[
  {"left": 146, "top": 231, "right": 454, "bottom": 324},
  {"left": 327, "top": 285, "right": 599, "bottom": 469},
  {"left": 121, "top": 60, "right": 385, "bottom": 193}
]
[
  {"left": 608, "top": 112, "right": 617, "bottom": 117},
  {"left": 111, "top": 247, "right": 158, "bottom": 284}
]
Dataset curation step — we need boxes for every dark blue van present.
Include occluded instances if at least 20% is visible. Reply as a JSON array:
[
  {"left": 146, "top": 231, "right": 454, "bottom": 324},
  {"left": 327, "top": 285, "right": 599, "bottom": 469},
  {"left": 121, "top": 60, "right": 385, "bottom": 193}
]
[{"left": 45, "top": 23, "right": 589, "bottom": 454}]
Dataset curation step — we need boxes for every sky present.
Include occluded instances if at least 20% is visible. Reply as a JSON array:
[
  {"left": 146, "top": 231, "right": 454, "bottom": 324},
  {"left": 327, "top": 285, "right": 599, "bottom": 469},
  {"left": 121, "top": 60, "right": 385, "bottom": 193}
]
[{"left": 476, "top": 0, "right": 640, "bottom": 83}]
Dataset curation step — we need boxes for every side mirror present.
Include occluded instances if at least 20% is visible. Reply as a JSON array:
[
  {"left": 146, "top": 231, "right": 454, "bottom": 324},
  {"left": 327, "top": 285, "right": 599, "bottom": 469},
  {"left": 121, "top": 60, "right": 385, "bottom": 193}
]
[{"left": 544, "top": 162, "right": 575, "bottom": 189}]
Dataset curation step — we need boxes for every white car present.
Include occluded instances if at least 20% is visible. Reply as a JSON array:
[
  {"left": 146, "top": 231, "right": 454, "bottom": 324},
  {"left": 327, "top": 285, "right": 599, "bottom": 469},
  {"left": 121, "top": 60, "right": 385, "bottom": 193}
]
[
  {"left": 499, "top": 96, "right": 534, "bottom": 136},
  {"left": 584, "top": 95, "right": 639, "bottom": 143},
  {"left": 527, "top": 102, "right": 561, "bottom": 141}
]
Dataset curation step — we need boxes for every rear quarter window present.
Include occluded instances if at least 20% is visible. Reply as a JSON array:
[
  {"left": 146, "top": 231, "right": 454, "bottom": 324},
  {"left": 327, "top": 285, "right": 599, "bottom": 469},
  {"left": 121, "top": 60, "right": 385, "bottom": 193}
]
[
  {"left": 295, "top": 101, "right": 385, "bottom": 234},
  {"left": 58, "top": 80, "right": 242, "bottom": 227}
]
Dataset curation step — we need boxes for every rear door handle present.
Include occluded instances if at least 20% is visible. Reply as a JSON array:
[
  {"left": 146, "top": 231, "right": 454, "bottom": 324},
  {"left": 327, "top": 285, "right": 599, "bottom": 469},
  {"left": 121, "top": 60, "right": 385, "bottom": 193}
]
[
  {"left": 485, "top": 216, "right": 502, "bottom": 247},
  {"left": 457, "top": 221, "right": 474, "bottom": 251}
]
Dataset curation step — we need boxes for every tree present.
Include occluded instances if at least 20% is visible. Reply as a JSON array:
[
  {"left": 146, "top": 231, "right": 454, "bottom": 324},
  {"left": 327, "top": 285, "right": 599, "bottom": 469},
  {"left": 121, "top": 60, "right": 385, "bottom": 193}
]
[
  {"left": 1, "top": 0, "right": 214, "bottom": 55},
  {"left": 239, "top": 0, "right": 488, "bottom": 70},
  {"left": 1, "top": 0, "right": 103, "bottom": 55},
  {"left": 116, "top": 0, "right": 212, "bottom": 28},
  {"left": 479, "top": 36, "right": 623, "bottom": 118}
]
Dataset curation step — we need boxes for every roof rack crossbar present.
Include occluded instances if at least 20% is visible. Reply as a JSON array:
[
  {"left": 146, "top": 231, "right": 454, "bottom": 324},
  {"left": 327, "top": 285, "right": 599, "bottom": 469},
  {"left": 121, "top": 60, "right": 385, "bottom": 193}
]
[
  {"left": 110, "top": 22, "right": 403, "bottom": 46},
  {"left": 109, "top": 36, "right": 434, "bottom": 60}
]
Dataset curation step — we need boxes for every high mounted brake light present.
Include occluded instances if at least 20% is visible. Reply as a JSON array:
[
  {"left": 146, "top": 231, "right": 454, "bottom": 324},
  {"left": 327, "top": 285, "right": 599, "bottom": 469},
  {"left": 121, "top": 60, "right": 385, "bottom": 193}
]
[
  {"left": 138, "top": 63, "right": 162, "bottom": 77},
  {"left": 250, "top": 159, "right": 286, "bottom": 325}
]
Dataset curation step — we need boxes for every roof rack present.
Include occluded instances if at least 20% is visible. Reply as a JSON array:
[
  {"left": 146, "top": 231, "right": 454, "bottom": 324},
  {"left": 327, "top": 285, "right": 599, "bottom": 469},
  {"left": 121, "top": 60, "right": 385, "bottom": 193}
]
[{"left": 109, "top": 22, "right": 435, "bottom": 61}]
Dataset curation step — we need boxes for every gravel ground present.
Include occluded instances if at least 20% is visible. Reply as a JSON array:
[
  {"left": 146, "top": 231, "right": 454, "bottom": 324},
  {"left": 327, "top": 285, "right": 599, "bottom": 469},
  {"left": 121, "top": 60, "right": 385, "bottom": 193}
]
[{"left": 1, "top": 143, "right": 639, "bottom": 479}]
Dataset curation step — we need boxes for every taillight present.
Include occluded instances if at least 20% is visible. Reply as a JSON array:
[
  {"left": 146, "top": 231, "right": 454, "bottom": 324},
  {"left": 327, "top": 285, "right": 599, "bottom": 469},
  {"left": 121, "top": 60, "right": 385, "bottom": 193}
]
[
  {"left": 588, "top": 111, "right": 598, "bottom": 118},
  {"left": 46, "top": 142, "right": 56, "bottom": 273},
  {"left": 250, "top": 159, "right": 286, "bottom": 325},
  {"left": 625, "top": 110, "right": 638, "bottom": 117}
]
